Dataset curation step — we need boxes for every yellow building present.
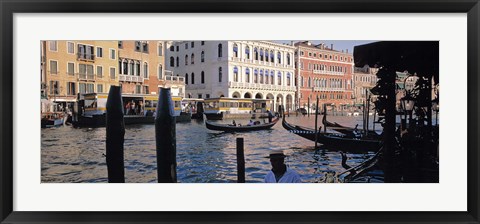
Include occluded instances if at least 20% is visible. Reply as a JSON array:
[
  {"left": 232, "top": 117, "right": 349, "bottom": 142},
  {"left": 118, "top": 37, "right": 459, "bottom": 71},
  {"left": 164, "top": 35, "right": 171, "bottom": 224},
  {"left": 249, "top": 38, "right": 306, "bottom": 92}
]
[
  {"left": 41, "top": 40, "right": 119, "bottom": 108},
  {"left": 118, "top": 40, "right": 185, "bottom": 97}
]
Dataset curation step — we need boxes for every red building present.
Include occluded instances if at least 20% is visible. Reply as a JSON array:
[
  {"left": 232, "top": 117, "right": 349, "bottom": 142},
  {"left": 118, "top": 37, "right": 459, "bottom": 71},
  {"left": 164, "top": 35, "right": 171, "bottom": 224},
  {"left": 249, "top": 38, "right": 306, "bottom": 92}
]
[{"left": 294, "top": 41, "right": 354, "bottom": 112}]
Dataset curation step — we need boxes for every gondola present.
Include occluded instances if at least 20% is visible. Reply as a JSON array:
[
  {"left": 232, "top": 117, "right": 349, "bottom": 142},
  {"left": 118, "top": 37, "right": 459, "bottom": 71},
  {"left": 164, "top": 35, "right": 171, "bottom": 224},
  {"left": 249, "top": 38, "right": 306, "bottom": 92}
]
[
  {"left": 322, "top": 111, "right": 380, "bottom": 138},
  {"left": 282, "top": 116, "right": 381, "bottom": 152},
  {"left": 205, "top": 117, "right": 279, "bottom": 132}
]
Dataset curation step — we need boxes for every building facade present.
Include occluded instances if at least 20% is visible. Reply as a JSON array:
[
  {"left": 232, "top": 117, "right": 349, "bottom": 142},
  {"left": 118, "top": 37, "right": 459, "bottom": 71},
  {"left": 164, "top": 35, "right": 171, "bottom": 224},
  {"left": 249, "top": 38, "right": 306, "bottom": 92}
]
[
  {"left": 41, "top": 40, "right": 119, "bottom": 108},
  {"left": 117, "top": 40, "right": 185, "bottom": 97},
  {"left": 166, "top": 41, "right": 296, "bottom": 112},
  {"left": 353, "top": 65, "right": 379, "bottom": 107},
  {"left": 294, "top": 41, "right": 354, "bottom": 112}
]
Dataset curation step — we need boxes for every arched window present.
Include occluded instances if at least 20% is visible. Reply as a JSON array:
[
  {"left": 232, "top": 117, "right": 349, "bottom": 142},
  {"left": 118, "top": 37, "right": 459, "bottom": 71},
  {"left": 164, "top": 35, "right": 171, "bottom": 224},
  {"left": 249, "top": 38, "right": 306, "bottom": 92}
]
[
  {"left": 254, "top": 69, "right": 258, "bottom": 83},
  {"left": 270, "top": 50, "right": 274, "bottom": 62},
  {"left": 265, "top": 70, "right": 269, "bottom": 83},
  {"left": 158, "top": 64, "right": 163, "bottom": 79},
  {"left": 308, "top": 77, "right": 311, "bottom": 88},
  {"left": 176, "top": 57, "right": 179, "bottom": 67},
  {"left": 129, "top": 61, "right": 134, "bottom": 75},
  {"left": 233, "top": 44, "right": 238, "bottom": 57},
  {"left": 260, "top": 49, "right": 264, "bottom": 61},
  {"left": 123, "top": 60, "right": 128, "bottom": 74},
  {"left": 277, "top": 52, "right": 282, "bottom": 64},
  {"left": 201, "top": 51, "right": 205, "bottom": 62},
  {"left": 287, "top": 53, "right": 291, "bottom": 65},
  {"left": 245, "top": 68, "right": 250, "bottom": 83},
  {"left": 201, "top": 71, "right": 205, "bottom": 84},
  {"left": 233, "top": 66, "right": 238, "bottom": 82},
  {"left": 191, "top": 72, "right": 195, "bottom": 84},
  {"left": 143, "top": 62, "right": 148, "bottom": 78},
  {"left": 287, "top": 72, "right": 291, "bottom": 86},
  {"left": 169, "top": 57, "right": 174, "bottom": 67},
  {"left": 191, "top": 53, "right": 194, "bottom": 64},
  {"left": 185, "top": 55, "right": 188, "bottom": 65},
  {"left": 265, "top": 51, "right": 269, "bottom": 62},
  {"left": 259, "top": 70, "right": 264, "bottom": 84},
  {"left": 270, "top": 70, "right": 274, "bottom": 84},
  {"left": 245, "top": 46, "right": 250, "bottom": 59},
  {"left": 185, "top": 73, "right": 188, "bottom": 84},
  {"left": 136, "top": 61, "right": 140, "bottom": 76},
  {"left": 254, "top": 47, "right": 258, "bottom": 60},
  {"left": 218, "top": 44, "right": 223, "bottom": 57},
  {"left": 158, "top": 43, "right": 163, "bottom": 56},
  {"left": 277, "top": 72, "right": 282, "bottom": 85},
  {"left": 218, "top": 67, "right": 223, "bottom": 82}
]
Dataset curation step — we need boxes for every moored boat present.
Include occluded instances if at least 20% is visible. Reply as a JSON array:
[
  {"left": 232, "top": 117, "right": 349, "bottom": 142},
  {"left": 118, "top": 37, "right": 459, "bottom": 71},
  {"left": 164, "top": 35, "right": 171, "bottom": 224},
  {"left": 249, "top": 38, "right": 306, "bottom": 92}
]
[
  {"left": 205, "top": 117, "right": 279, "bottom": 132},
  {"left": 41, "top": 112, "right": 65, "bottom": 128},
  {"left": 282, "top": 116, "right": 381, "bottom": 152}
]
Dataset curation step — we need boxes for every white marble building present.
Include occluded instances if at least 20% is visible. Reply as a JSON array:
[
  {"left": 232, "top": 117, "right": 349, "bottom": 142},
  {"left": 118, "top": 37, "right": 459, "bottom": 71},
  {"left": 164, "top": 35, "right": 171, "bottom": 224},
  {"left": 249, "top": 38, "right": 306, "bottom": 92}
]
[{"left": 166, "top": 41, "right": 296, "bottom": 112}]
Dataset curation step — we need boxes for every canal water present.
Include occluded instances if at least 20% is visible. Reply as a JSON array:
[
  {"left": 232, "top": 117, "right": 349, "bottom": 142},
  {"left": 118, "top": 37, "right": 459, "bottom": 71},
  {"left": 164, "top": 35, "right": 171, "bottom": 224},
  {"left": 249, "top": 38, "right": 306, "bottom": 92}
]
[{"left": 41, "top": 115, "right": 381, "bottom": 183}]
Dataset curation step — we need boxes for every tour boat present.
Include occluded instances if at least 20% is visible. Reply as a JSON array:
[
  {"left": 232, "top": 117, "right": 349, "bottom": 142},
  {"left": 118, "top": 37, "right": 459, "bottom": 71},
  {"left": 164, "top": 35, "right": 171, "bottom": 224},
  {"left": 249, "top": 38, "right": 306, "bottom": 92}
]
[{"left": 203, "top": 97, "right": 273, "bottom": 120}]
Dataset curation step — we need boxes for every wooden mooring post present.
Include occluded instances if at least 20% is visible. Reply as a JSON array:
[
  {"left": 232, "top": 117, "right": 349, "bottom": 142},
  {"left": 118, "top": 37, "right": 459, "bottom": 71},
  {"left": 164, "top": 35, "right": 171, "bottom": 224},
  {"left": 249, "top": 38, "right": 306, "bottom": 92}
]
[
  {"left": 105, "top": 86, "right": 125, "bottom": 183},
  {"left": 236, "top": 138, "right": 245, "bottom": 183},
  {"left": 155, "top": 88, "right": 177, "bottom": 183}
]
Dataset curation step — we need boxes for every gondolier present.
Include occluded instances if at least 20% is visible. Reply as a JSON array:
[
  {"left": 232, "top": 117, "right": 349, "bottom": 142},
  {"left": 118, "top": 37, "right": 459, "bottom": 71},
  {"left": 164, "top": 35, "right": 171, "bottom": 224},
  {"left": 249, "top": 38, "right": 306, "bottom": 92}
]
[{"left": 264, "top": 150, "right": 301, "bottom": 183}]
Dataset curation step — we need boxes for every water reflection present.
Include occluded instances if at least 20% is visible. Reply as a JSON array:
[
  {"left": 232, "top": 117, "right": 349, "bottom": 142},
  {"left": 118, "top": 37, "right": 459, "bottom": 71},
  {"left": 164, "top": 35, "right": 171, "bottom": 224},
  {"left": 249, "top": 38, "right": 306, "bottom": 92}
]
[{"left": 42, "top": 115, "right": 380, "bottom": 183}]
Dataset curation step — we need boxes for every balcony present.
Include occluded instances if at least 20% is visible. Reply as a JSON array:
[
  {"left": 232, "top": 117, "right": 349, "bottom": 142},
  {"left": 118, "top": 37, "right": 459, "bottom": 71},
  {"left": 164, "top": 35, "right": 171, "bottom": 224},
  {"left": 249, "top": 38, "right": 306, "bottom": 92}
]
[
  {"left": 119, "top": 74, "right": 144, "bottom": 83},
  {"left": 165, "top": 75, "right": 185, "bottom": 84},
  {"left": 312, "top": 87, "right": 345, "bottom": 92},
  {"left": 228, "top": 81, "right": 296, "bottom": 92},
  {"left": 78, "top": 73, "right": 95, "bottom": 81},
  {"left": 187, "top": 84, "right": 206, "bottom": 90},
  {"left": 313, "top": 70, "right": 345, "bottom": 76},
  {"left": 77, "top": 53, "right": 95, "bottom": 62}
]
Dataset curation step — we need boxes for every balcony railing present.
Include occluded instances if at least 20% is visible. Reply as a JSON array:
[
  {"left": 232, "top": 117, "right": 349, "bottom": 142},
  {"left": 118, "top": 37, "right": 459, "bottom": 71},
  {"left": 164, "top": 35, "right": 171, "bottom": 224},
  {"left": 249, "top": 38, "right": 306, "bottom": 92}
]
[
  {"left": 187, "top": 84, "right": 206, "bottom": 90},
  {"left": 165, "top": 75, "right": 185, "bottom": 83},
  {"left": 313, "top": 70, "right": 345, "bottom": 76},
  {"left": 228, "top": 81, "right": 296, "bottom": 92},
  {"left": 77, "top": 53, "right": 95, "bottom": 62},
  {"left": 78, "top": 73, "right": 96, "bottom": 81},
  {"left": 119, "top": 74, "right": 144, "bottom": 83}
]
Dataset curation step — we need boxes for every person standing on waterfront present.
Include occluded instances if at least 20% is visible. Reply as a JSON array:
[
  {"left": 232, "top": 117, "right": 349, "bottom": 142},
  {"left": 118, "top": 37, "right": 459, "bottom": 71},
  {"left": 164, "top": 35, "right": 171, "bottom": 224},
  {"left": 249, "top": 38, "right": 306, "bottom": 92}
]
[
  {"left": 264, "top": 150, "right": 301, "bottom": 183},
  {"left": 267, "top": 110, "right": 274, "bottom": 123}
]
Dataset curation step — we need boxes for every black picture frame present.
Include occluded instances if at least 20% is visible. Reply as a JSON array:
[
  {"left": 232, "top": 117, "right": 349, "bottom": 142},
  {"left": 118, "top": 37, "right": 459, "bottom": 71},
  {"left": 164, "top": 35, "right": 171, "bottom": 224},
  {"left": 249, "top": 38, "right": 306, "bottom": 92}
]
[{"left": 1, "top": 0, "right": 479, "bottom": 223}]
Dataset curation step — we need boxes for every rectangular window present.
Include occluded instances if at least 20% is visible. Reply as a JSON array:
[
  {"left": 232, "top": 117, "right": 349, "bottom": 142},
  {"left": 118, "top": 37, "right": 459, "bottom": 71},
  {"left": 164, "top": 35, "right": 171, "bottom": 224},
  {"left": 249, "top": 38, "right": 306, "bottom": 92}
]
[
  {"left": 49, "top": 81, "right": 59, "bottom": 94},
  {"left": 77, "top": 44, "right": 95, "bottom": 60},
  {"left": 176, "top": 46, "right": 179, "bottom": 51},
  {"left": 206, "top": 94, "right": 210, "bottom": 99},
  {"left": 67, "top": 62, "right": 75, "bottom": 76},
  {"left": 135, "top": 41, "right": 141, "bottom": 51},
  {"left": 67, "top": 82, "right": 76, "bottom": 95},
  {"left": 110, "top": 49, "right": 116, "bottom": 60},
  {"left": 158, "top": 44, "right": 163, "bottom": 56},
  {"left": 97, "top": 84, "right": 103, "bottom": 93},
  {"left": 198, "top": 94, "right": 202, "bottom": 99},
  {"left": 110, "top": 67, "right": 116, "bottom": 79},
  {"left": 96, "top": 66, "right": 103, "bottom": 78},
  {"left": 49, "top": 41, "right": 57, "bottom": 51},
  {"left": 79, "top": 83, "right": 86, "bottom": 94},
  {"left": 191, "top": 42, "right": 194, "bottom": 48},
  {"left": 142, "top": 42, "right": 149, "bottom": 53},
  {"left": 79, "top": 64, "right": 94, "bottom": 79},
  {"left": 143, "top": 86, "right": 149, "bottom": 95},
  {"left": 87, "top": 83, "right": 95, "bottom": 93},
  {"left": 185, "top": 43, "right": 188, "bottom": 49},
  {"left": 136, "top": 85, "right": 142, "bottom": 94},
  {"left": 67, "top": 42, "right": 74, "bottom": 54},
  {"left": 96, "top": 47, "right": 103, "bottom": 58},
  {"left": 50, "top": 60, "right": 58, "bottom": 74},
  {"left": 201, "top": 41, "right": 205, "bottom": 45}
]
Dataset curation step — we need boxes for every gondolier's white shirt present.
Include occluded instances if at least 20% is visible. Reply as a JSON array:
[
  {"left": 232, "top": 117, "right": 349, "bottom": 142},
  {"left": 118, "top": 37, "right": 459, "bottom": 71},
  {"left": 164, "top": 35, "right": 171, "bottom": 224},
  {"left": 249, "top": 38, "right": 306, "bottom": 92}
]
[{"left": 264, "top": 167, "right": 302, "bottom": 183}]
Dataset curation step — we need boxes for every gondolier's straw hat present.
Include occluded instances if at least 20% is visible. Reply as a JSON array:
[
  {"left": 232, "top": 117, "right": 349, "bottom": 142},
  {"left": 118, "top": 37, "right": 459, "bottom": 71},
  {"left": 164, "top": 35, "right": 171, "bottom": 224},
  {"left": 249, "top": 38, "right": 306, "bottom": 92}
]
[{"left": 265, "top": 149, "right": 287, "bottom": 158}]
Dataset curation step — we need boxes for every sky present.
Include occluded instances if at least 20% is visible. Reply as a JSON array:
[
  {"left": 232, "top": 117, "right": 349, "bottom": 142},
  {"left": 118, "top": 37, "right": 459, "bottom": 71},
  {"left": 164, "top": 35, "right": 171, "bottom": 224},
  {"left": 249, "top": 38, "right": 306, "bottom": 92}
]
[{"left": 277, "top": 40, "right": 377, "bottom": 54}]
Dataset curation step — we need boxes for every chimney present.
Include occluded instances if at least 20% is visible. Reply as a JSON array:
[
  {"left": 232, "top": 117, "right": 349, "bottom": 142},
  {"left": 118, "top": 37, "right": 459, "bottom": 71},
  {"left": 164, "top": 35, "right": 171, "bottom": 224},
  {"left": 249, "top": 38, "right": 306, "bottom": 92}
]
[
  {"left": 330, "top": 44, "right": 333, "bottom": 50},
  {"left": 307, "top": 41, "right": 312, "bottom": 46}
]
